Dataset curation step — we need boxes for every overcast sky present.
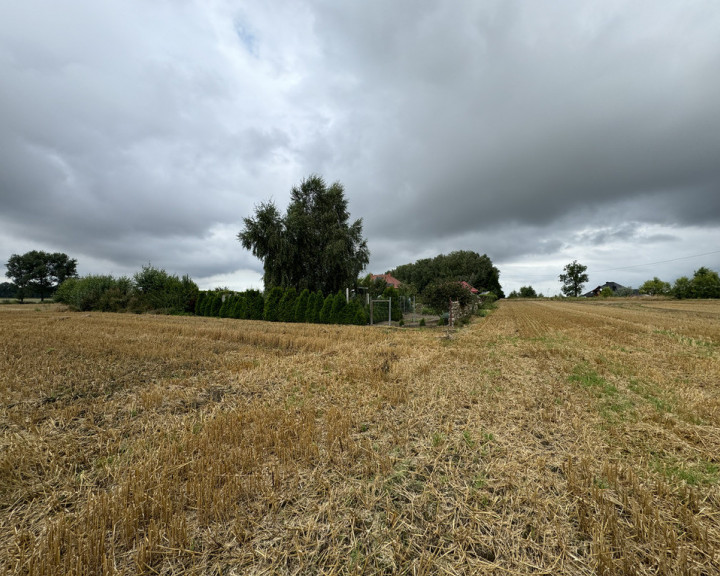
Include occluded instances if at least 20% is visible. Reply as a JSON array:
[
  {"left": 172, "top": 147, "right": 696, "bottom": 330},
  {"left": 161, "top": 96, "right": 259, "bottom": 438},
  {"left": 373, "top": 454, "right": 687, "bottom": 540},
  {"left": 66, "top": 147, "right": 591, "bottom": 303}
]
[{"left": 2, "top": 1, "right": 720, "bottom": 296}]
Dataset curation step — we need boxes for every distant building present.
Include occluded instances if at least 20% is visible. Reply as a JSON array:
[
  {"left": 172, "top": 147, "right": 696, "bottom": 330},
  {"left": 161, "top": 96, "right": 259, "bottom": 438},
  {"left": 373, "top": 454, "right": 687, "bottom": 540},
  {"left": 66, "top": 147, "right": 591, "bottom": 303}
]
[
  {"left": 370, "top": 273, "right": 402, "bottom": 289},
  {"left": 582, "top": 281, "right": 628, "bottom": 297}
]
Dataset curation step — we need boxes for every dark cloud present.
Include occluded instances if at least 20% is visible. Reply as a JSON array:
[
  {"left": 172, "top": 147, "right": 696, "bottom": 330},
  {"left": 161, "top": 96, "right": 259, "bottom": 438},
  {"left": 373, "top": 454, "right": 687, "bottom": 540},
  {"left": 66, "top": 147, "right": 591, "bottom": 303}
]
[{"left": 1, "top": 1, "right": 719, "bottom": 292}]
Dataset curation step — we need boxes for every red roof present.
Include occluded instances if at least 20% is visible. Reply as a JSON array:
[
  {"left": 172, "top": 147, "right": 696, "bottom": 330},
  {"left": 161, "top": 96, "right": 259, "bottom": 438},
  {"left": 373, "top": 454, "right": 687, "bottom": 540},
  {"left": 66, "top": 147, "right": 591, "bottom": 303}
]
[
  {"left": 460, "top": 281, "right": 479, "bottom": 294},
  {"left": 371, "top": 274, "right": 402, "bottom": 289}
]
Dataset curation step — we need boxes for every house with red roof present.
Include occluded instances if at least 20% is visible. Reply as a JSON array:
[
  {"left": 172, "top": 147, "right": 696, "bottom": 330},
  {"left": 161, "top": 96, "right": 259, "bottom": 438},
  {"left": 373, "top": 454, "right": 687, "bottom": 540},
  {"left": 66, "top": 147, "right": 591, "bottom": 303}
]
[
  {"left": 459, "top": 281, "right": 479, "bottom": 294},
  {"left": 370, "top": 273, "right": 402, "bottom": 289}
]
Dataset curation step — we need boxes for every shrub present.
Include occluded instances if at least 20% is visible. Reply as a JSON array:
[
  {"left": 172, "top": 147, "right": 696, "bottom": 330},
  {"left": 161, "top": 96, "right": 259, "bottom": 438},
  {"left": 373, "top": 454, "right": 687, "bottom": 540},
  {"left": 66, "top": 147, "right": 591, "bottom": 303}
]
[
  {"left": 330, "top": 291, "right": 346, "bottom": 324},
  {"left": 419, "top": 318, "right": 426, "bottom": 327},
  {"left": 263, "top": 287, "right": 284, "bottom": 322},
  {"left": 232, "top": 294, "right": 247, "bottom": 319},
  {"left": 310, "top": 291, "right": 324, "bottom": 323},
  {"left": 132, "top": 266, "right": 198, "bottom": 314},
  {"left": 195, "top": 292, "right": 207, "bottom": 316},
  {"left": 278, "top": 287, "right": 297, "bottom": 322},
  {"left": 245, "top": 290, "right": 265, "bottom": 320},
  {"left": 219, "top": 294, "right": 233, "bottom": 318},
  {"left": 55, "top": 275, "right": 132, "bottom": 312},
  {"left": 209, "top": 292, "right": 223, "bottom": 317},
  {"left": 294, "top": 289, "right": 310, "bottom": 323},
  {"left": 319, "top": 294, "right": 334, "bottom": 324}
]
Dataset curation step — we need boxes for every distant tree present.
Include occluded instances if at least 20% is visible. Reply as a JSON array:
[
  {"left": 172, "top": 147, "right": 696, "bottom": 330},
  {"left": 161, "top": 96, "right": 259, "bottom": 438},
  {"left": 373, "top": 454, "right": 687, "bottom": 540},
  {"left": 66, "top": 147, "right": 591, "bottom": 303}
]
[
  {"left": 519, "top": 286, "right": 537, "bottom": 298},
  {"left": 689, "top": 267, "right": 720, "bottom": 298},
  {"left": 0, "top": 282, "right": 16, "bottom": 298},
  {"left": 671, "top": 267, "right": 720, "bottom": 299},
  {"left": 559, "top": 260, "right": 589, "bottom": 297},
  {"left": 508, "top": 290, "right": 519, "bottom": 299},
  {"left": 6, "top": 251, "right": 78, "bottom": 302},
  {"left": 238, "top": 175, "right": 369, "bottom": 294},
  {"left": 639, "top": 277, "right": 671, "bottom": 296},
  {"left": 599, "top": 286, "right": 614, "bottom": 298}
]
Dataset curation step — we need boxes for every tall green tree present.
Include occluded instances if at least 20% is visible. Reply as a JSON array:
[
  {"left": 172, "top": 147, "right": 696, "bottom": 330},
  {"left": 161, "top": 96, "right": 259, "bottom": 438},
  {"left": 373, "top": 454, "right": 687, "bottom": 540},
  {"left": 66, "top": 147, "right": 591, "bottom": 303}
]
[
  {"left": 639, "top": 277, "right": 671, "bottom": 296},
  {"left": 559, "top": 260, "right": 589, "bottom": 297},
  {"left": 238, "top": 175, "right": 369, "bottom": 294},
  {"left": 6, "top": 250, "right": 77, "bottom": 302}
]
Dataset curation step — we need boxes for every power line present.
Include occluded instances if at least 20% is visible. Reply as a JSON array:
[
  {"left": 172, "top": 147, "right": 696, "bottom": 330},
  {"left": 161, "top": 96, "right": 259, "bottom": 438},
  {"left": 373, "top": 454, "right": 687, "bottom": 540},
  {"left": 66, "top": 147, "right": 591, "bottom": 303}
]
[{"left": 593, "top": 250, "right": 720, "bottom": 273}]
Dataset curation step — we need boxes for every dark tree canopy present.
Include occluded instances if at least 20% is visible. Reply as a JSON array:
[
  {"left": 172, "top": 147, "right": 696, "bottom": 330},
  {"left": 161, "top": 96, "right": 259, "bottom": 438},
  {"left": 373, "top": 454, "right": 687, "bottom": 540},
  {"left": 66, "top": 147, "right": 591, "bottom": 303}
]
[
  {"left": 238, "top": 175, "right": 369, "bottom": 294},
  {"left": 5, "top": 250, "right": 78, "bottom": 302},
  {"left": 559, "top": 260, "right": 589, "bottom": 297},
  {"left": 422, "top": 280, "right": 475, "bottom": 313},
  {"left": 390, "top": 250, "right": 503, "bottom": 297}
]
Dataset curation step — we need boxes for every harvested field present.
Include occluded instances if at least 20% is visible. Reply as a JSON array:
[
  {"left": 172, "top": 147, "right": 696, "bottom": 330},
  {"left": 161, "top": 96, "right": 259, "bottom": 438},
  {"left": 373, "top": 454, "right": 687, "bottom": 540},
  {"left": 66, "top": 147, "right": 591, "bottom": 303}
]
[{"left": 1, "top": 299, "right": 719, "bottom": 575}]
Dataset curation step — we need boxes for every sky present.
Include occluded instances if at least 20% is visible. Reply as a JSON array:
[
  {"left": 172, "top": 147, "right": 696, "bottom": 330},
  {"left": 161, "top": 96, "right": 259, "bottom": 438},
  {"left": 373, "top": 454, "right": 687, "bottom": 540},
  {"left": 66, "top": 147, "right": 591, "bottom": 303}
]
[{"left": 2, "top": 1, "right": 720, "bottom": 296}]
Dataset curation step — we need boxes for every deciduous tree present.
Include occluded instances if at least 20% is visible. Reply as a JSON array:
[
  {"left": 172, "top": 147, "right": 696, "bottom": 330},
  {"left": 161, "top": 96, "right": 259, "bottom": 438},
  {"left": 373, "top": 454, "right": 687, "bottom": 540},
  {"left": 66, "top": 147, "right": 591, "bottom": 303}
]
[
  {"left": 5, "top": 250, "right": 77, "bottom": 302},
  {"left": 238, "top": 175, "right": 369, "bottom": 294},
  {"left": 559, "top": 260, "right": 588, "bottom": 297}
]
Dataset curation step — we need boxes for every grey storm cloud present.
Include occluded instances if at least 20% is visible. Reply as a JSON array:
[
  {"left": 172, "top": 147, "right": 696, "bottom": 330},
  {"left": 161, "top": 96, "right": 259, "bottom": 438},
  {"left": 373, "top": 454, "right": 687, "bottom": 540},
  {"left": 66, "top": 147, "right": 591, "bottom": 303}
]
[{"left": 1, "top": 1, "right": 719, "bottom": 292}]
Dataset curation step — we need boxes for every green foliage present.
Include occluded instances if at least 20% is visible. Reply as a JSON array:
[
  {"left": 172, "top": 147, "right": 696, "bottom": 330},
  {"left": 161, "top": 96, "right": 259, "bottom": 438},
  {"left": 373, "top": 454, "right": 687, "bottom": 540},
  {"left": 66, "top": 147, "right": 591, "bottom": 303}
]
[
  {"left": 263, "top": 287, "right": 284, "bottom": 321},
  {"left": 419, "top": 318, "right": 426, "bottom": 327},
  {"left": 209, "top": 293, "right": 223, "bottom": 317},
  {"left": 218, "top": 295, "right": 232, "bottom": 318},
  {"left": 278, "top": 287, "right": 297, "bottom": 322},
  {"left": 599, "top": 286, "right": 614, "bottom": 298},
  {"left": 306, "top": 291, "right": 324, "bottom": 323},
  {"left": 319, "top": 294, "right": 334, "bottom": 324},
  {"left": 294, "top": 289, "right": 310, "bottom": 323},
  {"left": 6, "top": 250, "right": 78, "bottom": 302},
  {"left": 231, "top": 294, "right": 247, "bottom": 319},
  {"left": 132, "top": 266, "right": 199, "bottom": 314},
  {"left": 195, "top": 292, "right": 207, "bottom": 316},
  {"left": 673, "top": 267, "right": 720, "bottom": 299},
  {"left": 352, "top": 301, "right": 369, "bottom": 325},
  {"left": 559, "top": 260, "right": 589, "bottom": 297},
  {"left": 245, "top": 290, "right": 265, "bottom": 320},
  {"left": 330, "top": 291, "right": 346, "bottom": 324},
  {"left": 639, "top": 277, "right": 671, "bottom": 296},
  {"left": 0, "top": 282, "right": 17, "bottom": 298},
  {"left": 421, "top": 280, "right": 474, "bottom": 314},
  {"left": 390, "top": 250, "right": 503, "bottom": 298},
  {"left": 519, "top": 286, "right": 537, "bottom": 298},
  {"left": 238, "top": 175, "right": 369, "bottom": 294},
  {"left": 54, "top": 275, "right": 132, "bottom": 312}
]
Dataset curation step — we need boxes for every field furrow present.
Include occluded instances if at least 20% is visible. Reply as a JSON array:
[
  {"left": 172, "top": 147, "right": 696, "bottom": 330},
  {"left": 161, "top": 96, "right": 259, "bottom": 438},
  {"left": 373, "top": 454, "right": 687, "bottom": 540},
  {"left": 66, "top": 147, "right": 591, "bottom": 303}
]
[{"left": 1, "top": 300, "right": 718, "bottom": 575}]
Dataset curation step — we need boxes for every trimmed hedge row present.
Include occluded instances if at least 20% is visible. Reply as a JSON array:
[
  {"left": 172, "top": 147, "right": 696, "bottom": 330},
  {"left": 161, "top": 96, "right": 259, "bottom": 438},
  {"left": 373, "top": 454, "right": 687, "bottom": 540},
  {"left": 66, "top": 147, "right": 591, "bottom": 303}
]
[{"left": 195, "top": 287, "right": 369, "bottom": 325}]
